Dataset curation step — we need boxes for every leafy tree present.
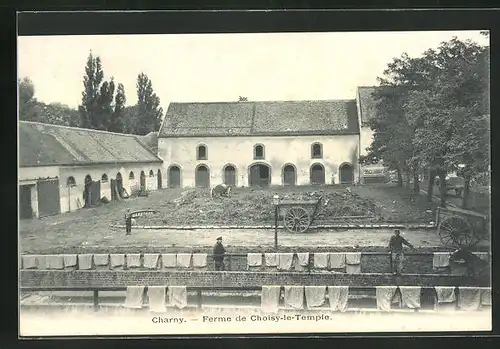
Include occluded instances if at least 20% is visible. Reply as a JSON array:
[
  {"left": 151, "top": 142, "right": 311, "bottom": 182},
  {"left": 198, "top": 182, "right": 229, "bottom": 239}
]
[
  {"left": 18, "top": 77, "right": 39, "bottom": 122},
  {"left": 135, "top": 73, "right": 163, "bottom": 135},
  {"left": 96, "top": 78, "right": 115, "bottom": 130},
  {"left": 108, "top": 83, "right": 126, "bottom": 133},
  {"left": 79, "top": 51, "right": 104, "bottom": 129}
]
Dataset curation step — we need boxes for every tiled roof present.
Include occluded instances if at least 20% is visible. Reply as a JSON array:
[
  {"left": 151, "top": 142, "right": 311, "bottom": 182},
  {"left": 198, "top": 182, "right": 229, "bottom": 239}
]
[
  {"left": 19, "top": 121, "right": 163, "bottom": 167},
  {"left": 159, "top": 100, "right": 359, "bottom": 137}
]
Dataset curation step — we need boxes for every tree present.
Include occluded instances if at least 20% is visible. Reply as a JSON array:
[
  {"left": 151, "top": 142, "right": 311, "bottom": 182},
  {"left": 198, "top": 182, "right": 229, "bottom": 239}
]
[
  {"left": 18, "top": 77, "right": 39, "bottom": 122},
  {"left": 135, "top": 73, "right": 163, "bottom": 135},
  {"left": 79, "top": 51, "right": 104, "bottom": 129},
  {"left": 96, "top": 78, "right": 115, "bottom": 130},
  {"left": 108, "top": 83, "right": 126, "bottom": 133}
]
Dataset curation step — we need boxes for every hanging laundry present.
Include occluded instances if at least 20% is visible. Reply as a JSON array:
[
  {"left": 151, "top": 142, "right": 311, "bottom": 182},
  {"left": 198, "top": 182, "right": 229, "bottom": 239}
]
[
  {"left": 46, "top": 255, "right": 64, "bottom": 269},
  {"left": 328, "top": 253, "right": 346, "bottom": 269},
  {"left": 399, "top": 286, "right": 421, "bottom": 309},
  {"left": 247, "top": 253, "right": 263, "bottom": 269},
  {"left": 284, "top": 286, "right": 304, "bottom": 309},
  {"left": 328, "top": 286, "right": 349, "bottom": 312},
  {"left": 33, "top": 255, "right": 48, "bottom": 269},
  {"left": 192, "top": 254, "right": 208, "bottom": 268},
  {"left": 433, "top": 252, "right": 451, "bottom": 268},
  {"left": 313, "top": 253, "right": 329, "bottom": 269},
  {"left": 162, "top": 253, "right": 177, "bottom": 268},
  {"left": 176, "top": 253, "right": 192, "bottom": 268},
  {"left": 480, "top": 287, "right": 491, "bottom": 306},
  {"left": 78, "top": 254, "right": 93, "bottom": 270},
  {"left": 147, "top": 286, "right": 167, "bottom": 313},
  {"left": 261, "top": 285, "right": 281, "bottom": 313},
  {"left": 435, "top": 287, "right": 456, "bottom": 303},
  {"left": 305, "top": 286, "right": 326, "bottom": 308},
  {"left": 126, "top": 254, "right": 142, "bottom": 268},
  {"left": 278, "top": 253, "right": 294, "bottom": 271},
  {"left": 63, "top": 254, "right": 77, "bottom": 268},
  {"left": 294, "top": 253, "right": 309, "bottom": 271},
  {"left": 264, "top": 253, "right": 278, "bottom": 267},
  {"left": 345, "top": 252, "right": 361, "bottom": 265},
  {"left": 93, "top": 254, "right": 109, "bottom": 266},
  {"left": 124, "top": 286, "right": 145, "bottom": 309},
  {"left": 143, "top": 254, "right": 160, "bottom": 269},
  {"left": 458, "top": 287, "right": 481, "bottom": 311},
  {"left": 110, "top": 254, "right": 125, "bottom": 268},
  {"left": 376, "top": 286, "right": 397, "bottom": 311},
  {"left": 168, "top": 286, "right": 188, "bottom": 309},
  {"left": 21, "top": 255, "right": 37, "bottom": 269}
]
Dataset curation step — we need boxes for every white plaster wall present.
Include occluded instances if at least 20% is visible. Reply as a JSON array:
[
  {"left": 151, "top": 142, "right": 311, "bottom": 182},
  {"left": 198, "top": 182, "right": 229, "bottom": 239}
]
[{"left": 158, "top": 135, "right": 360, "bottom": 188}]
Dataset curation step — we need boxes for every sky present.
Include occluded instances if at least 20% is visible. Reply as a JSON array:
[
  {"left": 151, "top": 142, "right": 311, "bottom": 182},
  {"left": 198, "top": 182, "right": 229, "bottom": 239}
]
[{"left": 17, "top": 31, "right": 488, "bottom": 112}]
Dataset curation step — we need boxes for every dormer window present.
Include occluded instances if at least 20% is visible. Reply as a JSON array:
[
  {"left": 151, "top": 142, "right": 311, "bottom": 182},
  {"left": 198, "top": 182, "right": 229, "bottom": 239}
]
[
  {"left": 197, "top": 144, "right": 207, "bottom": 160},
  {"left": 311, "top": 142, "right": 323, "bottom": 159},
  {"left": 254, "top": 144, "right": 265, "bottom": 160}
]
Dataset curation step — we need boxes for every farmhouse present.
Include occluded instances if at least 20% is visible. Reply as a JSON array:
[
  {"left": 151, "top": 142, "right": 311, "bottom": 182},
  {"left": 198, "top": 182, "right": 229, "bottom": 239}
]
[
  {"left": 157, "top": 99, "right": 361, "bottom": 188},
  {"left": 18, "top": 121, "right": 164, "bottom": 219}
]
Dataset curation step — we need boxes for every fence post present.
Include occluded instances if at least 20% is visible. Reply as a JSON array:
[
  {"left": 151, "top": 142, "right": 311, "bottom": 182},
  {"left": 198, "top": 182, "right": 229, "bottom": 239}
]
[{"left": 93, "top": 290, "right": 99, "bottom": 311}]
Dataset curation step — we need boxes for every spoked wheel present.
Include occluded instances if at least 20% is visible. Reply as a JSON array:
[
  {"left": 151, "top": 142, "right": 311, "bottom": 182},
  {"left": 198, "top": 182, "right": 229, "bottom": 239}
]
[
  {"left": 438, "top": 216, "right": 473, "bottom": 247},
  {"left": 283, "top": 207, "right": 311, "bottom": 233}
]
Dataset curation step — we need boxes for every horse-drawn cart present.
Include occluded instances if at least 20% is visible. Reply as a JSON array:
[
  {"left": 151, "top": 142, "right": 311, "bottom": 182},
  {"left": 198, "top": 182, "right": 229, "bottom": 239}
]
[
  {"left": 277, "top": 195, "right": 328, "bottom": 233},
  {"left": 435, "top": 206, "right": 489, "bottom": 247}
]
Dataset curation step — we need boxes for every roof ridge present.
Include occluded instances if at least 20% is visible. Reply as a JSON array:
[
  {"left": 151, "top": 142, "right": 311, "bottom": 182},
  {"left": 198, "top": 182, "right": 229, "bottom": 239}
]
[{"left": 19, "top": 120, "right": 140, "bottom": 138}]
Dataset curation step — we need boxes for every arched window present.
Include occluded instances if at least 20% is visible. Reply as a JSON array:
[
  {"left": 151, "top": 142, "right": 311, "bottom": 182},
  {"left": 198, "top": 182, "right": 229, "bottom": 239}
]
[
  {"left": 311, "top": 142, "right": 323, "bottom": 158},
  {"left": 101, "top": 174, "right": 108, "bottom": 182},
  {"left": 197, "top": 144, "right": 208, "bottom": 160},
  {"left": 254, "top": 144, "right": 265, "bottom": 160},
  {"left": 67, "top": 176, "right": 76, "bottom": 187},
  {"left": 129, "top": 171, "right": 135, "bottom": 180},
  {"left": 149, "top": 170, "right": 154, "bottom": 177}
]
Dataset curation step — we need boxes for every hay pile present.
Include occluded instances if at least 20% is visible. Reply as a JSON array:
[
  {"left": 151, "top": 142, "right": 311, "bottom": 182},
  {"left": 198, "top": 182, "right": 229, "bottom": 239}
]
[{"left": 152, "top": 188, "right": 380, "bottom": 226}]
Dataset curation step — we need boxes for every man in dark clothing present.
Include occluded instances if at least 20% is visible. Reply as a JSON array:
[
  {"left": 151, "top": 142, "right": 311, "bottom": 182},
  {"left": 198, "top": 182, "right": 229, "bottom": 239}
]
[
  {"left": 389, "top": 229, "right": 415, "bottom": 275},
  {"left": 213, "top": 236, "right": 226, "bottom": 271},
  {"left": 125, "top": 208, "right": 132, "bottom": 236},
  {"left": 450, "top": 247, "right": 489, "bottom": 278}
]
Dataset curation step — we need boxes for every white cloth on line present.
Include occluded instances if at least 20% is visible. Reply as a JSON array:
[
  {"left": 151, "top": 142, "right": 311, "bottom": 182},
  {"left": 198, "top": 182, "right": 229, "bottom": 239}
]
[
  {"left": 168, "top": 286, "right": 188, "bottom": 309},
  {"left": 328, "top": 253, "right": 346, "bottom": 268},
  {"left": 264, "top": 253, "right": 278, "bottom": 267},
  {"left": 399, "top": 286, "right": 421, "bottom": 309},
  {"left": 192, "top": 254, "right": 208, "bottom": 268},
  {"left": 278, "top": 253, "right": 294, "bottom": 271},
  {"left": 147, "top": 286, "right": 167, "bottom": 312},
  {"left": 63, "top": 254, "right": 77, "bottom": 267},
  {"left": 78, "top": 254, "right": 93, "bottom": 270},
  {"left": 93, "top": 254, "right": 109, "bottom": 266},
  {"left": 346, "top": 264, "right": 361, "bottom": 274},
  {"left": 296, "top": 253, "right": 310, "bottom": 266},
  {"left": 376, "top": 286, "right": 397, "bottom": 311},
  {"left": 305, "top": 286, "right": 326, "bottom": 308},
  {"left": 458, "top": 287, "right": 481, "bottom": 311},
  {"left": 124, "top": 286, "right": 145, "bottom": 309},
  {"left": 433, "top": 252, "right": 451, "bottom": 268},
  {"left": 328, "top": 286, "right": 349, "bottom": 312},
  {"left": 162, "top": 254, "right": 177, "bottom": 268},
  {"left": 247, "top": 253, "right": 263, "bottom": 267},
  {"left": 176, "top": 253, "right": 192, "bottom": 268},
  {"left": 126, "top": 254, "right": 141, "bottom": 268},
  {"left": 46, "top": 255, "right": 64, "bottom": 269},
  {"left": 284, "top": 286, "right": 304, "bottom": 309},
  {"left": 480, "top": 287, "right": 491, "bottom": 306},
  {"left": 435, "top": 287, "right": 456, "bottom": 303},
  {"left": 143, "top": 254, "right": 160, "bottom": 269},
  {"left": 22, "top": 255, "right": 37, "bottom": 269},
  {"left": 345, "top": 252, "right": 361, "bottom": 265},
  {"left": 110, "top": 254, "right": 125, "bottom": 268},
  {"left": 313, "top": 253, "right": 329, "bottom": 269},
  {"left": 261, "top": 285, "right": 281, "bottom": 313}
]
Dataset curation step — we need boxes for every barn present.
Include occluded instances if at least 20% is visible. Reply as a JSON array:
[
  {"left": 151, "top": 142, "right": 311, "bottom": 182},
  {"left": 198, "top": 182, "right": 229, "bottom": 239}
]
[
  {"left": 18, "top": 121, "right": 164, "bottom": 219},
  {"left": 157, "top": 99, "right": 361, "bottom": 188}
]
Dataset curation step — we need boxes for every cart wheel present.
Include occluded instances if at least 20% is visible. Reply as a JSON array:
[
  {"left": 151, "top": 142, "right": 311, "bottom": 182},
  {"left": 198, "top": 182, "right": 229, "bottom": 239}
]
[
  {"left": 283, "top": 207, "right": 311, "bottom": 233},
  {"left": 438, "top": 216, "right": 473, "bottom": 247}
]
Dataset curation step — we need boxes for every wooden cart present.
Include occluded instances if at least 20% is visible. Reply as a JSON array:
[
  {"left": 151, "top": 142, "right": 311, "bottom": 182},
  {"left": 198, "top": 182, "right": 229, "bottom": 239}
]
[
  {"left": 435, "top": 206, "right": 489, "bottom": 247},
  {"left": 277, "top": 195, "right": 326, "bottom": 233}
]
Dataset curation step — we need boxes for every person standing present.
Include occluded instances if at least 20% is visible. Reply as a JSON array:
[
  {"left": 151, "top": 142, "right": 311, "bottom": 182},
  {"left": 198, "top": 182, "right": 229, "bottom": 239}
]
[
  {"left": 213, "top": 236, "right": 226, "bottom": 271},
  {"left": 389, "top": 229, "right": 415, "bottom": 275},
  {"left": 125, "top": 208, "right": 132, "bottom": 236}
]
